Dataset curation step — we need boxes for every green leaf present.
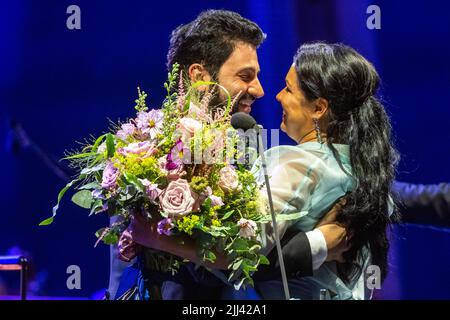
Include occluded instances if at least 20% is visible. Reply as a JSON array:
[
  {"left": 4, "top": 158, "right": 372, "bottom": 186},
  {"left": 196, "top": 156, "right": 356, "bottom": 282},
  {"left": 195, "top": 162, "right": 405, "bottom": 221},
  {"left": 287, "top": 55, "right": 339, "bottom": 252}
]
[
  {"left": 232, "top": 238, "right": 248, "bottom": 251},
  {"left": 91, "top": 134, "right": 106, "bottom": 153},
  {"left": 220, "top": 210, "right": 235, "bottom": 221},
  {"left": 232, "top": 258, "right": 243, "bottom": 271},
  {"left": 202, "top": 198, "right": 212, "bottom": 211},
  {"left": 89, "top": 199, "right": 104, "bottom": 216},
  {"left": 78, "top": 182, "right": 101, "bottom": 190},
  {"left": 63, "top": 152, "right": 94, "bottom": 160},
  {"left": 203, "top": 250, "right": 216, "bottom": 263},
  {"left": 106, "top": 133, "right": 115, "bottom": 158},
  {"left": 71, "top": 190, "right": 94, "bottom": 209},
  {"left": 258, "top": 255, "right": 270, "bottom": 265},
  {"left": 123, "top": 172, "right": 144, "bottom": 189},
  {"left": 39, "top": 177, "right": 82, "bottom": 226},
  {"left": 103, "top": 232, "right": 119, "bottom": 245},
  {"left": 249, "top": 244, "right": 261, "bottom": 253},
  {"left": 80, "top": 163, "right": 104, "bottom": 175},
  {"left": 95, "top": 227, "right": 106, "bottom": 238}
]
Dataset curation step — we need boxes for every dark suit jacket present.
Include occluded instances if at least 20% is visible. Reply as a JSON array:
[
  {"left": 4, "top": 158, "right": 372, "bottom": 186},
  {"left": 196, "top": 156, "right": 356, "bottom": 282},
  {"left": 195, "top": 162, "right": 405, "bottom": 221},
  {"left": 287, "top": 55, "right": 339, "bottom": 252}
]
[{"left": 392, "top": 181, "right": 450, "bottom": 227}]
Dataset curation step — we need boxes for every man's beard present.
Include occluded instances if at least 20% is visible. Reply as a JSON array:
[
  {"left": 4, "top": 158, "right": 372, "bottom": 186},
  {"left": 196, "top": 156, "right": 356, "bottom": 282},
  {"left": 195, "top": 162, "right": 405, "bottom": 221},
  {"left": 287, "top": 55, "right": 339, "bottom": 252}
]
[{"left": 208, "top": 90, "right": 254, "bottom": 115}]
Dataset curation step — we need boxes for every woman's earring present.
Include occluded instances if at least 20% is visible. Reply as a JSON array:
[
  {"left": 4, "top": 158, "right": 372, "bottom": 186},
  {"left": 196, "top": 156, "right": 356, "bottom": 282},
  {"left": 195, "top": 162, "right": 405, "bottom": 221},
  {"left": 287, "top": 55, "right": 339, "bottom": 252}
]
[{"left": 313, "top": 118, "right": 323, "bottom": 144}]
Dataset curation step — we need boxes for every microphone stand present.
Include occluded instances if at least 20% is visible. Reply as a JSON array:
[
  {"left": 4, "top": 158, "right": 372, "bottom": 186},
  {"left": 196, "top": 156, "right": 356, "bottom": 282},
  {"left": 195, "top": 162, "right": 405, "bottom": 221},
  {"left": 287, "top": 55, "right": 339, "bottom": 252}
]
[{"left": 254, "top": 124, "right": 291, "bottom": 300}]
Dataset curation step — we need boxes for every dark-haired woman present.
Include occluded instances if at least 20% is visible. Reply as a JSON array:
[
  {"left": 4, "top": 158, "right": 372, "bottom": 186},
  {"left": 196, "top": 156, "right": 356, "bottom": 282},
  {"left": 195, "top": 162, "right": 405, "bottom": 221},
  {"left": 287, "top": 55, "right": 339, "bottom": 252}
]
[{"left": 233, "top": 41, "right": 398, "bottom": 299}]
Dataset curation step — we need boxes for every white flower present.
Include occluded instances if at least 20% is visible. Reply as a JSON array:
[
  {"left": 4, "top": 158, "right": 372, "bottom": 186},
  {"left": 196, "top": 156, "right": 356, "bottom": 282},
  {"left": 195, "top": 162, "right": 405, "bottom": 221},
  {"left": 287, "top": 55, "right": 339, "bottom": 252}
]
[{"left": 237, "top": 218, "right": 257, "bottom": 239}]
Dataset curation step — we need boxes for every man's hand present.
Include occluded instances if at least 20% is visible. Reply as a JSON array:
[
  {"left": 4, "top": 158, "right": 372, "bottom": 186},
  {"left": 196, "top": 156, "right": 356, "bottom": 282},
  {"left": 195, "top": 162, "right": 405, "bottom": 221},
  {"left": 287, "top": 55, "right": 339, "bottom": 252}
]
[
  {"left": 317, "top": 224, "right": 350, "bottom": 262},
  {"left": 316, "top": 197, "right": 351, "bottom": 263}
]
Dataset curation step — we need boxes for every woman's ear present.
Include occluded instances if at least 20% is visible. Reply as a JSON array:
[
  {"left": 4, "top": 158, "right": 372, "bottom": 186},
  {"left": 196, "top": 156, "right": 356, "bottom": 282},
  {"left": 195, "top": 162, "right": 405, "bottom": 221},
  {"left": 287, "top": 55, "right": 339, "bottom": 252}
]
[
  {"left": 187, "top": 63, "right": 212, "bottom": 83},
  {"left": 313, "top": 97, "right": 329, "bottom": 120}
]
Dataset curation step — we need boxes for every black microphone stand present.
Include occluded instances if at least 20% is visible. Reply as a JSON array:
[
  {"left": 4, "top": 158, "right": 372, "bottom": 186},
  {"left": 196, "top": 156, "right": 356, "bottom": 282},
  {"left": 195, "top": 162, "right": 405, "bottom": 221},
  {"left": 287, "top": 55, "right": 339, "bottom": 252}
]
[{"left": 254, "top": 124, "right": 291, "bottom": 300}]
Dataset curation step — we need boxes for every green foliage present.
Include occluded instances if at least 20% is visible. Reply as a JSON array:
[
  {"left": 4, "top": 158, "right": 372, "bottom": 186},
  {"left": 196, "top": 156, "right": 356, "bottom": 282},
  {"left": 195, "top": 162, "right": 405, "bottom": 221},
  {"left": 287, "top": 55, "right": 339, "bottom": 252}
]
[
  {"left": 71, "top": 190, "right": 94, "bottom": 209},
  {"left": 189, "top": 176, "right": 209, "bottom": 194},
  {"left": 134, "top": 87, "right": 148, "bottom": 112}
]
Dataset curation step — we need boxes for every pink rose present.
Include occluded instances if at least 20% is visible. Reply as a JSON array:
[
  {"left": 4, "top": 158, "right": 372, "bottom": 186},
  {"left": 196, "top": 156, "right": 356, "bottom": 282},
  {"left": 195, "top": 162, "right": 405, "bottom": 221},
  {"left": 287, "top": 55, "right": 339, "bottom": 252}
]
[
  {"left": 218, "top": 165, "right": 239, "bottom": 193},
  {"left": 177, "top": 117, "right": 202, "bottom": 143},
  {"left": 160, "top": 179, "right": 199, "bottom": 218}
]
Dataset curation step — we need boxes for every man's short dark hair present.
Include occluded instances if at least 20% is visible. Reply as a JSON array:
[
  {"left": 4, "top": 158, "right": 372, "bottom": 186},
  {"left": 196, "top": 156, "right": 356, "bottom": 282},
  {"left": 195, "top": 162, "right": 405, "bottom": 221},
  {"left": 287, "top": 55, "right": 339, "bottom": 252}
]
[{"left": 167, "top": 10, "right": 266, "bottom": 76}]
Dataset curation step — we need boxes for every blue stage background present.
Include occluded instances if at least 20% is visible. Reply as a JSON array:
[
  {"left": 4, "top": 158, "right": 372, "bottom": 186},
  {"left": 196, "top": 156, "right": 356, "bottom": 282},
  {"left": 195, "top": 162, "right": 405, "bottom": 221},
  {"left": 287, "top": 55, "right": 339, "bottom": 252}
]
[{"left": 0, "top": 0, "right": 449, "bottom": 299}]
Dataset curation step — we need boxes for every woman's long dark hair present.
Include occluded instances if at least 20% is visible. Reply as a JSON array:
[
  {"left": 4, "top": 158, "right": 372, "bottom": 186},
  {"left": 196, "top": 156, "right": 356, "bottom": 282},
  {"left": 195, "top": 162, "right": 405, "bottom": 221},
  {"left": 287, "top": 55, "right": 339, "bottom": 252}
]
[{"left": 293, "top": 42, "right": 400, "bottom": 282}]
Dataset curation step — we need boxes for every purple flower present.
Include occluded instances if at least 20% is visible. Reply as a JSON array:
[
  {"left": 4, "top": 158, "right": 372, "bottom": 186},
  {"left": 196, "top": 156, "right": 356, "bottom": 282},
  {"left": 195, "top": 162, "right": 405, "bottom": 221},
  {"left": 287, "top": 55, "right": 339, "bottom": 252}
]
[
  {"left": 116, "top": 123, "right": 136, "bottom": 140},
  {"left": 200, "top": 187, "right": 224, "bottom": 207},
  {"left": 117, "top": 141, "right": 157, "bottom": 158},
  {"left": 91, "top": 189, "right": 106, "bottom": 200},
  {"left": 139, "top": 178, "right": 162, "bottom": 202},
  {"left": 166, "top": 140, "right": 190, "bottom": 170},
  {"left": 101, "top": 161, "right": 120, "bottom": 190},
  {"left": 209, "top": 194, "right": 224, "bottom": 207},
  {"left": 135, "top": 109, "right": 164, "bottom": 140},
  {"left": 157, "top": 218, "right": 175, "bottom": 236}
]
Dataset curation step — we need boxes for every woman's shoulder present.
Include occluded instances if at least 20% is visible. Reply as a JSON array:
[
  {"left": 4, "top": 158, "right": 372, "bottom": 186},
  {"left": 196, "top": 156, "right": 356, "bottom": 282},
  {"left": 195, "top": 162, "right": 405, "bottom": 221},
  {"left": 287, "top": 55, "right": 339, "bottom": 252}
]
[{"left": 263, "top": 142, "right": 348, "bottom": 162}]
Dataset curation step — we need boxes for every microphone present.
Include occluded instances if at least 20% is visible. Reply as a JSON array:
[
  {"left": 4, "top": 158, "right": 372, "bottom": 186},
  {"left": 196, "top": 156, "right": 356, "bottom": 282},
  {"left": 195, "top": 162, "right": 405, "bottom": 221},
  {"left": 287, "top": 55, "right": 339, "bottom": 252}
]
[
  {"left": 230, "top": 112, "right": 257, "bottom": 131},
  {"left": 230, "top": 112, "right": 291, "bottom": 300}
]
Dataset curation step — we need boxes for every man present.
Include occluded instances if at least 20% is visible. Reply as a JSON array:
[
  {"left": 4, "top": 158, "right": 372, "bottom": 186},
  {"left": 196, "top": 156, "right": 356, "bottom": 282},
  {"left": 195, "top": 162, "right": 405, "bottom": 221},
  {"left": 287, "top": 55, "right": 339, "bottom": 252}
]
[{"left": 109, "top": 9, "right": 450, "bottom": 300}]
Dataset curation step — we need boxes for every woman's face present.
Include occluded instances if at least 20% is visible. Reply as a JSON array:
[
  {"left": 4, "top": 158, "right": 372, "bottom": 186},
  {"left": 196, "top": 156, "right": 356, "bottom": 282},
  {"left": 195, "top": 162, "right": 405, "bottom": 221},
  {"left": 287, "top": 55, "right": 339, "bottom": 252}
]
[{"left": 276, "top": 66, "right": 316, "bottom": 143}]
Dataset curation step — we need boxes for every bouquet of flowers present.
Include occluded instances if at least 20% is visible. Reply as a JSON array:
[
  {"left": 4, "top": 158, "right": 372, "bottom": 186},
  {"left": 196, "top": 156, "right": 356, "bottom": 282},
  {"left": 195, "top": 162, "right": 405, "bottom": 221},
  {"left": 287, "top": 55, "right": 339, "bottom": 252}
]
[{"left": 40, "top": 63, "right": 269, "bottom": 288}]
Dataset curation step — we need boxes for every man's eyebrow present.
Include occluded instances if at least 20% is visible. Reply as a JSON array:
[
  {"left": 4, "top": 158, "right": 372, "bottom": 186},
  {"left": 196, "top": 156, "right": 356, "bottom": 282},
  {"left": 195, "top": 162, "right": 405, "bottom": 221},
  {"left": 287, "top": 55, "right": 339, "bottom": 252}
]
[{"left": 285, "top": 79, "right": 291, "bottom": 87}]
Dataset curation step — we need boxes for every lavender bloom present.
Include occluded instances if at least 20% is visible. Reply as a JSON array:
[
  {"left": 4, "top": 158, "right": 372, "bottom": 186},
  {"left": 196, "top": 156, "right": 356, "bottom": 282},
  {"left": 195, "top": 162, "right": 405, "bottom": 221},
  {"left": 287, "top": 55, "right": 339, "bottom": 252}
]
[
  {"left": 166, "top": 140, "right": 190, "bottom": 170},
  {"left": 101, "top": 161, "right": 120, "bottom": 190},
  {"left": 209, "top": 194, "right": 224, "bottom": 207},
  {"left": 117, "top": 141, "right": 156, "bottom": 158},
  {"left": 157, "top": 218, "right": 175, "bottom": 236},
  {"left": 135, "top": 109, "right": 164, "bottom": 140},
  {"left": 91, "top": 189, "right": 106, "bottom": 200},
  {"left": 139, "top": 178, "right": 162, "bottom": 202},
  {"left": 116, "top": 123, "right": 136, "bottom": 140},
  {"left": 200, "top": 187, "right": 224, "bottom": 207}
]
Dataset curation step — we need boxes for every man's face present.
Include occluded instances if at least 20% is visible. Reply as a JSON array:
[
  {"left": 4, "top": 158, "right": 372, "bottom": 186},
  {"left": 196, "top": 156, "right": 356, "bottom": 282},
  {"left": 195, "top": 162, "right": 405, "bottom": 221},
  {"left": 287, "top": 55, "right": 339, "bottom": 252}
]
[{"left": 215, "top": 42, "right": 265, "bottom": 114}]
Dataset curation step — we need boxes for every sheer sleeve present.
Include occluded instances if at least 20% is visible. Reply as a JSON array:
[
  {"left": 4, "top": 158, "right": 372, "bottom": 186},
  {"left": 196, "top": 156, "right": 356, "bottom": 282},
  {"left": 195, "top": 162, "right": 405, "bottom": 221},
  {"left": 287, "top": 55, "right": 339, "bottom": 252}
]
[{"left": 251, "top": 146, "right": 322, "bottom": 256}]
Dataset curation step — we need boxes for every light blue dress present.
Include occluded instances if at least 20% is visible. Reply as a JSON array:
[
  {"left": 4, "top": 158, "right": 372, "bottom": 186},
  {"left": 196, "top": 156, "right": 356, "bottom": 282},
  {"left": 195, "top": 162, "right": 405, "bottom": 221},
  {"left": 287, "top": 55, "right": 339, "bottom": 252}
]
[{"left": 224, "top": 141, "right": 373, "bottom": 300}]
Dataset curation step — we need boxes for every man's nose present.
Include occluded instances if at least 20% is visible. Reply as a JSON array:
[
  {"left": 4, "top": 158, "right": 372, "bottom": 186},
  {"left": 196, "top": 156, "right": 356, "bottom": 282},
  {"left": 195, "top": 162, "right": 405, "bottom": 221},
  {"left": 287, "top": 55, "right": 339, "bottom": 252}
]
[{"left": 248, "top": 77, "right": 264, "bottom": 99}]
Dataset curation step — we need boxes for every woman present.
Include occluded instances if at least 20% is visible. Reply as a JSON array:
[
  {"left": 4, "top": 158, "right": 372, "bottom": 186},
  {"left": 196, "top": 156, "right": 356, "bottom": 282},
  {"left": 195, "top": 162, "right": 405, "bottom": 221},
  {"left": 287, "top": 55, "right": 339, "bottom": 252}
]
[{"left": 126, "top": 42, "right": 399, "bottom": 300}]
